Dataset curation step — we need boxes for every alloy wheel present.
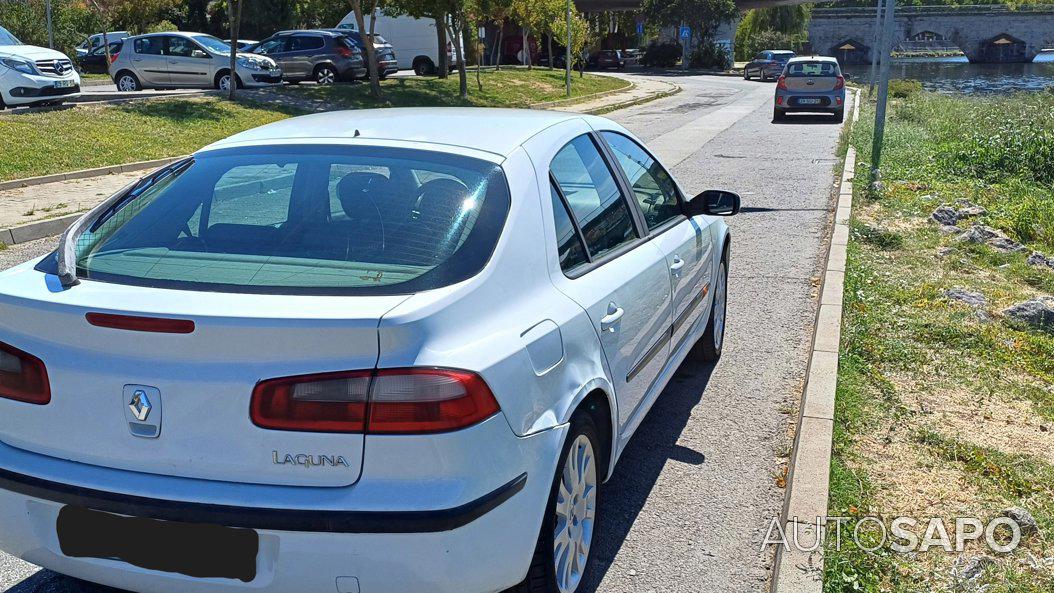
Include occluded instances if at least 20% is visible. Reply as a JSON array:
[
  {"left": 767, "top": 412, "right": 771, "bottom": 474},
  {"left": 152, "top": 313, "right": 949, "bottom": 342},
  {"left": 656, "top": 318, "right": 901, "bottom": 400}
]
[
  {"left": 553, "top": 434, "right": 597, "bottom": 593},
  {"left": 117, "top": 75, "right": 138, "bottom": 92},
  {"left": 317, "top": 67, "right": 336, "bottom": 85},
  {"left": 218, "top": 74, "right": 233, "bottom": 91}
]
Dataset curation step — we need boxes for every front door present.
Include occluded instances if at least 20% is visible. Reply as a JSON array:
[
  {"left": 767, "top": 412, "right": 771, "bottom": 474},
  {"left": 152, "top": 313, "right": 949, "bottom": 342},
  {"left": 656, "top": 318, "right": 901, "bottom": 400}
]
[
  {"left": 598, "top": 131, "right": 714, "bottom": 354},
  {"left": 547, "top": 134, "right": 673, "bottom": 430},
  {"left": 164, "top": 36, "right": 212, "bottom": 87}
]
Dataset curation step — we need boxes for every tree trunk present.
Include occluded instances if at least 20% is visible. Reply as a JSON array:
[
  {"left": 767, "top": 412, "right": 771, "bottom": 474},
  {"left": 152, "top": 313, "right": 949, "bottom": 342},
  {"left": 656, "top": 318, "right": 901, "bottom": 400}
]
[
  {"left": 449, "top": 21, "right": 467, "bottom": 100},
  {"left": 352, "top": 0, "right": 382, "bottom": 99},
  {"left": 546, "top": 33, "right": 553, "bottom": 70},
  {"left": 476, "top": 22, "right": 483, "bottom": 91},
  {"left": 436, "top": 14, "right": 449, "bottom": 79},
  {"left": 227, "top": 0, "right": 242, "bottom": 100},
  {"left": 493, "top": 24, "right": 504, "bottom": 71},
  {"left": 521, "top": 27, "right": 531, "bottom": 69}
]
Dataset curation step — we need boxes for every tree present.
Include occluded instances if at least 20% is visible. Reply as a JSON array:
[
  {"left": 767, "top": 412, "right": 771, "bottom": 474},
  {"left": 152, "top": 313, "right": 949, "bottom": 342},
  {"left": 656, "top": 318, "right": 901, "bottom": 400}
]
[
  {"left": 227, "top": 0, "right": 244, "bottom": 99},
  {"left": 349, "top": 0, "right": 384, "bottom": 99},
  {"left": 641, "top": 0, "right": 737, "bottom": 50},
  {"left": 549, "top": 8, "right": 588, "bottom": 72},
  {"left": 508, "top": 0, "right": 537, "bottom": 67},
  {"left": 444, "top": 0, "right": 469, "bottom": 98},
  {"left": 385, "top": 0, "right": 449, "bottom": 77}
]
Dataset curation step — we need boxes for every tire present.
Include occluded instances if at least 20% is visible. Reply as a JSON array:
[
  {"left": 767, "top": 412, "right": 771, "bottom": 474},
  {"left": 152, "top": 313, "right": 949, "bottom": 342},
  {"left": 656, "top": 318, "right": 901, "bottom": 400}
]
[
  {"left": 695, "top": 258, "right": 728, "bottom": 362},
  {"left": 413, "top": 57, "right": 436, "bottom": 76},
  {"left": 314, "top": 65, "right": 339, "bottom": 85},
  {"left": 513, "top": 415, "right": 602, "bottom": 593},
  {"left": 115, "top": 71, "right": 141, "bottom": 92},
  {"left": 215, "top": 71, "right": 240, "bottom": 91},
  {"left": 743, "top": 69, "right": 750, "bottom": 80},
  {"left": 834, "top": 108, "right": 845, "bottom": 123}
]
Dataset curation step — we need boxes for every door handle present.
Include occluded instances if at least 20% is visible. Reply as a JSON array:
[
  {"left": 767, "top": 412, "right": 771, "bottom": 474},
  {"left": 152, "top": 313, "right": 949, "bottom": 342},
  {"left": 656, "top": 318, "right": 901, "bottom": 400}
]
[
  {"left": 600, "top": 302, "right": 624, "bottom": 331},
  {"left": 670, "top": 256, "right": 685, "bottom": 276}
]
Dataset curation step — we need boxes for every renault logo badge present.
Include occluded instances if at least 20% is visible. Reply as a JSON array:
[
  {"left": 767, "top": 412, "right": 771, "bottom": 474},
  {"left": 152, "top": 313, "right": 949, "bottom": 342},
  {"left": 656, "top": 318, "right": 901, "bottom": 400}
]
[{"left": 129, "top": 390, "right": 152, "bottom": 421}]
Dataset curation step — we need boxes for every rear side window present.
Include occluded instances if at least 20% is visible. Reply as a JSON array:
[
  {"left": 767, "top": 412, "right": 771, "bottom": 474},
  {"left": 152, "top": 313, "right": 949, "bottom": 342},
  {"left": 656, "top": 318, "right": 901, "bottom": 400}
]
[
  {"left": 787, "top": 61, "right": 839, "bottom": 76},
  {"left": 291, "top": 35, "right": 325, "bottom": 51},
  {"left": 550, "top": 135, "right": 637, "bottom": 261},
  {"left": 550, "top": 184, "right": 588, "bottom": 272},
  {"left": 134, "top": 37, "right": 164, "bottom": 55},
  {"left": 72, "top": 146, "right": 510, "bottom": 295},
  {"left": 600, "top": 131, "right": 681, "bottom": 230}
]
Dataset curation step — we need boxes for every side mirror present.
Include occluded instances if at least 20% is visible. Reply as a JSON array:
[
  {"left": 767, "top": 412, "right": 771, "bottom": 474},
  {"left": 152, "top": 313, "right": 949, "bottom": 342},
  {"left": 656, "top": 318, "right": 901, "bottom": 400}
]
[
  {"left": 191, "top": 49, "right": 208, "bottom": 59},
  {"left": 688, "top": 189, "right": 741, "bottom": 216}
]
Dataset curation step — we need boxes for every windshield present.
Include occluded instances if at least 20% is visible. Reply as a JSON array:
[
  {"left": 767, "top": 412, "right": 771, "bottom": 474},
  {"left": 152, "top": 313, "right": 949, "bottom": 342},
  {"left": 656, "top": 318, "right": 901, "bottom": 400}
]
[
  {"left": 193, "top": 35, "right": 231, "bottom": 53},
  {"left": 72, "top": 145, "right": 510, "bottom": 295},
  {"left": 0, "top": 26, "right": 21, "bottom": 46}
]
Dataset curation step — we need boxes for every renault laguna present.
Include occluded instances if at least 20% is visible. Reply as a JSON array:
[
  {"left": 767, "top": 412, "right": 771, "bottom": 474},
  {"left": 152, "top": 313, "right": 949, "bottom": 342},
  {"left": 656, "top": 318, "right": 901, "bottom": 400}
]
[{"left": 0, "top": 109, "right": 738, "bottom": 593}]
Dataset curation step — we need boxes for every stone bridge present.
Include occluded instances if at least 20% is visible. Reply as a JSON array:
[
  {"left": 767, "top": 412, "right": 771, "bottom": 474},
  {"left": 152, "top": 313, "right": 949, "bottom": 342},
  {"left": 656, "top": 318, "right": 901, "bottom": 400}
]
[{"left": 808, "top": 5, "right": 1054, "bottom": 63}]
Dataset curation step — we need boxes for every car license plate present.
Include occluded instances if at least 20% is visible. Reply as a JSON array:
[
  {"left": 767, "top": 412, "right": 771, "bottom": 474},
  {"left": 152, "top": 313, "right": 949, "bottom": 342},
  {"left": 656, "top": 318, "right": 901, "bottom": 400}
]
[
  {"left": 56, "top": 506, "right": 259, "bottom": 582},
  {"left": 269, "top": 69, "right": 281, "bottom": 76},
  {"left": 798, "top": 98, "right": 821, "bottom": 105},
  {"left": 54, "top": 79, "right": 76, "bottom": 88}
]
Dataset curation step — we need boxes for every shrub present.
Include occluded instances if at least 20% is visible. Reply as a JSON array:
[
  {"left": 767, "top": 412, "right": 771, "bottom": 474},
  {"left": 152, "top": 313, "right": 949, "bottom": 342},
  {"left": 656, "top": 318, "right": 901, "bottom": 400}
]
[
  {"left": 737, "top": 30, "right": 804, "bottom": 62},
  {"left": 144, "top": 20, "right": 179, "bottom": 34},
  {"left": 888, "top": 79, "right": 922, "bottom": 98},
  {"left": 642, "top": 41, "right": 682, "bottom": 68},
  {"left": 689, "top": 42, "right": 730, "bottom": 70}
]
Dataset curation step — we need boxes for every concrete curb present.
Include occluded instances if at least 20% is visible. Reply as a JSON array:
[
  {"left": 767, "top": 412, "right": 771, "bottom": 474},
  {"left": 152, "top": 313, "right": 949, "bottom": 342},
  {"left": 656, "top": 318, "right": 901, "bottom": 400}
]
[
  {"left": 583, "top": 81, "right": 681, "bottom": 116},
  {"left": 530, "top": 77, "right": 637, "bottom": 109},
  {"left": 771, "top": 90, "right": 859, "bottom": 593},
  {"left": 0, "top": 157, "right": 185, "bottom": 192}
]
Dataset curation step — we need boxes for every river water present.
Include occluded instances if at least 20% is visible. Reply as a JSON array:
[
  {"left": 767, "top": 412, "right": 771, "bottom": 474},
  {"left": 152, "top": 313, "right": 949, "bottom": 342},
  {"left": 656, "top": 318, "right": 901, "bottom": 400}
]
[{"left": 841, "top": 52, "right": 1054, "bottom": 94}]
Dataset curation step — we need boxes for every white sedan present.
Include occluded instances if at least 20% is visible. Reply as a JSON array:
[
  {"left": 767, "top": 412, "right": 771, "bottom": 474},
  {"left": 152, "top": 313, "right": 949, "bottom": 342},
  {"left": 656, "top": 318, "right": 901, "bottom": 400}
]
[{"left": 0, "top": 108, "right": 738, "bottom": 593}]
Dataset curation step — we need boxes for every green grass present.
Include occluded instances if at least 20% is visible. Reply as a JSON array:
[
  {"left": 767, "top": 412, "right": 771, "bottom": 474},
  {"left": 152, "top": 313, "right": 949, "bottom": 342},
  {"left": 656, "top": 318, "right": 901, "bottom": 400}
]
[
  {"left": 825, "top": 91, "right": 1054, "bottom": 592},
  {"left": 273, "top": 68, "right": 630, "bottom": 109},
  {"left": 0, "top": 98, "right": 302, "bottom": 181}
]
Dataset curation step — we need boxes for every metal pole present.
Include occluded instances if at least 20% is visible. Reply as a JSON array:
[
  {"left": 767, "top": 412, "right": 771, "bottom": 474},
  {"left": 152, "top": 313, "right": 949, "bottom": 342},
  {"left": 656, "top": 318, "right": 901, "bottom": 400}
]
[
  {"left": 868, "top": 0, "right": 882, "bottom": 95},
  {"left": 45, "top": 0, "right": 55, "bottom": 49},
  {"left": 565, "top": 0, "right": 572, "bottom": 98},
  {"left": 871, "top": 0, "right": 896, "bottom": 177}
]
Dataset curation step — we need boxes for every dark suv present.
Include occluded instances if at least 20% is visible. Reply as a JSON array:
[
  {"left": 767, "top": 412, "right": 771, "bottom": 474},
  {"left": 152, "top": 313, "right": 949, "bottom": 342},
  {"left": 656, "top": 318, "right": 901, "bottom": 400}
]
[
  {"left": 323, "top": 29, "right": 398, "bottom": 79},
  {"left": 251, "top": 30, "right": 366, "bottom": 84}
]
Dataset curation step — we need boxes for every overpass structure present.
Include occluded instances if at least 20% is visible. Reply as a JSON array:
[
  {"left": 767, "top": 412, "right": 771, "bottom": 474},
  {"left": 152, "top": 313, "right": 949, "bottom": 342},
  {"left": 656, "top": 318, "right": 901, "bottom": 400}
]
[{"left": 808, "top": 5, "right": 1054, "bottom": 63}]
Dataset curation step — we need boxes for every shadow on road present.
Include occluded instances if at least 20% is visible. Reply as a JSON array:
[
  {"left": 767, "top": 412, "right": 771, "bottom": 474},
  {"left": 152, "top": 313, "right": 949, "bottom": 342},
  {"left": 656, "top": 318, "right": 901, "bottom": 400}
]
[
  {"left": 7, "top": 571, "right": 121, "bottom": 593},
  {"left": 772, "top": 114, "right": 841, "bottom": 125},
  {"left": 582, "top": 358, "right": 716, "bottom": 591}
]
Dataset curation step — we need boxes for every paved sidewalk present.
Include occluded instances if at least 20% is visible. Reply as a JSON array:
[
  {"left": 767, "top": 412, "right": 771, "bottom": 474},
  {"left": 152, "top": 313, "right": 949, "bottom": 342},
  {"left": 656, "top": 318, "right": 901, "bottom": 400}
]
[{"left": 0, "top": 74, "right": 680, "bottom": 243}]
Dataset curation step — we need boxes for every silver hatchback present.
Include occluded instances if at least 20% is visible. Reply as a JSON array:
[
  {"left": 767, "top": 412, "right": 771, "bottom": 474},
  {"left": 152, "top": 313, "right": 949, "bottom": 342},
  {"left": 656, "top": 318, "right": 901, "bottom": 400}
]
[
  {"left": 109, "top": 32, "right": 281, "bottom": 92},
  {"left": 773, "top": 56, "right": 846, "bottom": 123}
]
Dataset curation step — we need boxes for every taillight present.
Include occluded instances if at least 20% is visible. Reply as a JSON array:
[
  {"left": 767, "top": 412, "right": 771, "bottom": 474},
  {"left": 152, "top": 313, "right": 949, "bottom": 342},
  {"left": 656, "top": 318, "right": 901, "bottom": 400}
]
[
  {"left": 777, "top": 75, "right": 788, "bottom": 90},
  {"left": 251, "top": 368, "right": 499, "bottom": 434},
  {"left": 834, "top": 75, "right": 845, "bottom": 90},
  {"left": 0, "top": 341, "right": 51, "bottom": 405},
  {"left": 109, "top": 52, "right": 119, "bottom": 64},
  {"left": 336, "top": 45, "right": 355, "bottom": 58}
]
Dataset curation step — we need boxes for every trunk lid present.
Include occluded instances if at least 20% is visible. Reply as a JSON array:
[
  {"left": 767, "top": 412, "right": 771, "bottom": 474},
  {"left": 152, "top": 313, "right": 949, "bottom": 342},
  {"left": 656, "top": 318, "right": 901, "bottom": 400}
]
[
  {"left": 784, "top": 75, "right": 839, "bottom": 92},
  {"left": 0, "top": 263, "right": 407, "bottom": 487}
]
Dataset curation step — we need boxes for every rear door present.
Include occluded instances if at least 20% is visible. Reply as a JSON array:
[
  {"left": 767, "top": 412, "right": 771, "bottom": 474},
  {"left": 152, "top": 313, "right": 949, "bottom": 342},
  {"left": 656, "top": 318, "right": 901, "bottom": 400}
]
[
  {"left": 599, "top": 131, "right": 713, "bottom": 355},
  {"left": 289, "top": 34, "right": 327, "bottom": 79},
  {"left": 546, "top": 134, "right": 672, "bottom": 430},
  {"left": 131, "top": 36, "right": 168, "bottom": 85}
]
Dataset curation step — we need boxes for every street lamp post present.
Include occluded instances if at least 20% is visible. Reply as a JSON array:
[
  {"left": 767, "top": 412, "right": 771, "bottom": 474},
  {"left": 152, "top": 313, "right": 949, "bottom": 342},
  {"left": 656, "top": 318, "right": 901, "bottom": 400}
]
[
  {"left": 45, "top": 0, "right": 55, "bottom": 49},
  {"left": 868, "top": 0, "right": 883, "bottom": 95},
  {"left": 871, "top": 0, "right": 896, "bottom": 178}
]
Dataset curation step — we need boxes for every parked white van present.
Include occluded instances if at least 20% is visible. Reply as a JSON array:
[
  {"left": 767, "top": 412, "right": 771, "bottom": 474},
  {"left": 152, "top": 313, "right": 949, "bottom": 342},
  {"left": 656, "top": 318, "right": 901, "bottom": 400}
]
[{"left": 337, "top": 12, "right": 458, "bottom": 75}]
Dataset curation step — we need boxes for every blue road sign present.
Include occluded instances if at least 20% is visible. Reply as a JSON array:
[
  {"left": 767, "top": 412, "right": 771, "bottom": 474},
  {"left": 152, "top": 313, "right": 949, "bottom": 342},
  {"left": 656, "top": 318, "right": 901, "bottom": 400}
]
[
  {"left": 636, "top": 22, "right": 644, "bottom": 35},
  {"left": 679, "top": 26, "right": 690, "bottom": 40}
]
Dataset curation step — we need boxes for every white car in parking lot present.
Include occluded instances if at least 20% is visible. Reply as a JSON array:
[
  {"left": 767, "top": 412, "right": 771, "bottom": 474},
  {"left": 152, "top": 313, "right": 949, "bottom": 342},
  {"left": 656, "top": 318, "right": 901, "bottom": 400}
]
[
  {"left": 0, "top": 25, "right": 81, "bottom": 109},
  {"left": 0, "top": 109, "right": 737, "bottom": 593},
  {"left": 109, "top": 31, "right": 281, "bottom": 91}
]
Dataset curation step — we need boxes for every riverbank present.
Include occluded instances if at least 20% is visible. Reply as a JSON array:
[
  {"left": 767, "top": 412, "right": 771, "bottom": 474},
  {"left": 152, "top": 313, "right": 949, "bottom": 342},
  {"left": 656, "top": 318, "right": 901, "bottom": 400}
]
[{"left": 826, "top": 90, "right": 1054, "bottom": 592}]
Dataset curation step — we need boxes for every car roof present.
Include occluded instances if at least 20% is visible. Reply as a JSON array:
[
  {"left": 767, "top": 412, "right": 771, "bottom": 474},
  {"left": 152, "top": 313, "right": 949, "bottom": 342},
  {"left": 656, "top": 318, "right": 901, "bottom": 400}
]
[
  {"left": 130, "top": 31, "right": 211, "bottom": 40},
  {"left": 201, "top": 108, "right": 598, "bottom": 159},
  {"left": 274, "top": 29, "right": 344, "bottom": 37},
  {"left": 787, "top": 55, "right": 839, "bottom": 63}
]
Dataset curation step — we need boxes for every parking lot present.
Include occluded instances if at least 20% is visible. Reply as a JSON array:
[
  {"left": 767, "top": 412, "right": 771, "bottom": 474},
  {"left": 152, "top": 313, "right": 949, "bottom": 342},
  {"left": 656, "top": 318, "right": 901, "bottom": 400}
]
[{"left": 0, "top": 72, "right": 848, "bottom": 593}]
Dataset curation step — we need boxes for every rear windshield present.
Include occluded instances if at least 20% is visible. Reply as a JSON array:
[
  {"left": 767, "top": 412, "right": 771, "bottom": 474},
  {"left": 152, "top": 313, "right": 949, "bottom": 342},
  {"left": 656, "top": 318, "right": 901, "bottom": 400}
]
[
  {"left": 72, "top": 146, "right": 510, "bottom": 295},
  {"left": 786, "top": 61, "right": 839, "bottom": 77}
]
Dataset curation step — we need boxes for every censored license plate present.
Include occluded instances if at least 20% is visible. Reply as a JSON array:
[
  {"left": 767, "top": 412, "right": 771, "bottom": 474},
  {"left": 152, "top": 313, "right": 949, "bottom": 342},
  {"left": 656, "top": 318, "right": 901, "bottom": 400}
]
[
  {"left": 797, "top": 98, "right": 822, "bottom": 105},
  {"left": 56, "top": 506, "right": 259, "bottom": 582},
  {"left": 54, "top": 79, "right": 77, "bottom": 88}
]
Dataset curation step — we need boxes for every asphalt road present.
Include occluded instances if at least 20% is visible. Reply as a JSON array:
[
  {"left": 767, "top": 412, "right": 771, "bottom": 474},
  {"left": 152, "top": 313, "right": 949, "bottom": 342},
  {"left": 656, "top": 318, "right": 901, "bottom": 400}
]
[{"left": 0, "top": 73, "right": 847, "bottom": 593}]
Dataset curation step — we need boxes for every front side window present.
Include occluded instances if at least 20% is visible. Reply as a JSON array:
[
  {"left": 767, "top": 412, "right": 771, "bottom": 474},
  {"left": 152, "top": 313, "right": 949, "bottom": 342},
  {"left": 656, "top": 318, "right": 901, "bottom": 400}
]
[
  {"left": 72, "top": 146, "right": 510, "bottom": 295},
  {"left": 550, "top": 135, "right": 637, "bottom": 260},
  {"left": 166, "top": 37, "right": 198, "bottom": 57},
  {"left": 601, "top": 131, "right": 682, "bottom": 230},
  {"left": 254, "top": 38, "right": 286, "bottom": 55}
]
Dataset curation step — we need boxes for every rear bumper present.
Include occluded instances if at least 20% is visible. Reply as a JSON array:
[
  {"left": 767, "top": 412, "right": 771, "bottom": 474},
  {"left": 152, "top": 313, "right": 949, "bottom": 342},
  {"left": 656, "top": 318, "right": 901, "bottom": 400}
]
[
  {"left": 0, "top": 417, "right": 567, "bottom": 593},
  {"left": 774, "top": 90, "right": 845, "bottom": 112}
]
